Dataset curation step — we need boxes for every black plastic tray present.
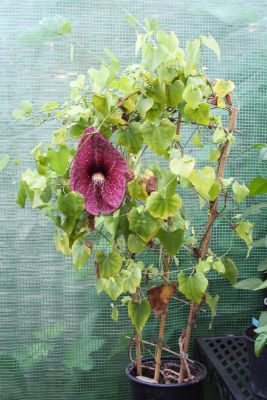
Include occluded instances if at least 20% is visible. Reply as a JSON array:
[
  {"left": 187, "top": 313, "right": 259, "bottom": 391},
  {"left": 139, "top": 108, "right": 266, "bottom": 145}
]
[{"left": 197, "top": 336, "right": 256, "bottom": 400}]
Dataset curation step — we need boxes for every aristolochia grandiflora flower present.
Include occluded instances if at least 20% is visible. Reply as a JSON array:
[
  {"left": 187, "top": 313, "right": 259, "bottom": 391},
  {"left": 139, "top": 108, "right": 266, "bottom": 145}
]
[{"left": 70, "top": 128, "right": 127, "bottom": 216}]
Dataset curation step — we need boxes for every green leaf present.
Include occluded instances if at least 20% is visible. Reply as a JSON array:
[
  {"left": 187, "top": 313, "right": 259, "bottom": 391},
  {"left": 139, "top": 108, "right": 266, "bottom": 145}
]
[
  {"left": 220, "top": 257, "right": 237, "bottom": 285},
  {"left": 72, "top": 238, "right": 91, "bottom": 271},
  {"left": 16, "top": 180, "right": 27, "bottom": 208},
  {"left": 103, "top": 212, "right": 120, "bottom": 238},
  {"left": 156, "top": 30, "right": 179, "bottom": 52},
  {"left": 184, "top": 103, "right": 210, "bottom": 125},
  {"left": 142, "top": 118, "right": 176, "bottom": 156},
  {"left": 122, "top": 261, "right": 143, "bottom": 293},
  {"left": 12, "top": 100, "right": 33, "bottom": 120},
  {"left": 157, "top": 65, "right": 177, "bottom": 84},
  {"left": 57, "top": 191, "right": 84, "bottom": 236},
  {"left": 236, "top": 221, "right": 253, "bottom": 255},
  {"left": 189, "top": 166, "right": 216, "bottom": 198},
  {"left": 212, "top": 259, "right": 225, "bottom": 274},
  {"left": 209, "top": 182, "right": 221, "bottom": 201},
  {"left": 255, "top": 280, "right": 267, "bottom": 291},
  {"left": 255, "top": 333, "right": 267, "bottom": 358},
  {"left": 232, "top": 181, "right": 249, "bottom": 204},
  {"left": 213, "top": 127, "right": 226, "bottom": 144},
  {"left": 259, "top": 312, "right": 267, "bottom": 327},
  {"left": 150, "top": 166, "right": 177, "bottom": 196},
  {"left": 214, "top": 80, "right": 235, "bottom": 97},
  {"left": 111, "top": 305, "right": 119, "bottom": 321},
  {"left": 69, "top": 119, "right": 89, "bottom": 138},
  {"left": 197, "top": 260, "right": 211, "bottom": 274},
  {"left": 54, "top": 229, "right": 71, "bottom": 256},
  {"left": 18, "top": 15, "right": 72, "bottom": 47},
  {"left": 166, "top": 80, "right": 184, "bottom": 107},
  {"left": 96, "top": 250, "right": 122, "bottom": 278},
  {"left": 157, "top": 228, "right": 184, "bottom": 256},
  {"left": 142, "top": 42, "right": 169, "bottom": 72},
  {"left": 116, "top": 122, "right": 143, "bottom": 154},
  {"left": 136, "top": 96, "right": 154, "bottom": 119},
  {"left": 249, "top": 177, "right": 267, "bottom": 196},
  {"left": 146, "top": 191, "right": 182, "bottom": 219},
  {"left": 183, "top": 84, "right": 202, "bottom": 110},
  {"left": 47, "top": 145, "right": 70, "bottom": 176},
  {"left": 178, "top": 271, "right": 208, "bottom": 303},
  {"left": 200, "top": 35, "right": 220, "bottom": 60},
  {"left": 258, "top": 259, "right": 267, "bottom": 272},
  {"left": 184, "top": 38, "right": 201, "bottom": 77},
  {"left": 251, "top": 235, "right": 266, "bottom": 248},
  {"left": 40, "top": 102, "right": 59, "bottom": 113},
  {"left": 192, "top": 134, "right": 204, "bottom": 147},
  {"left": 128, "top": 208, "right": 162, "bottom": 242},
  {"left": 209, "top": 148, "right": 221, "bottom": 162},
  {"left": 21, "top": 169, "right": 46, "bottom": 191},
  {"left": 146, "top": 83, "right": 166, "bottom": 104},
  {"left": 52, "top": 128, "right": 67, "bottom": 146},
  {"left": 234, "top": 278, "right": 263, "bottom": 290},
  {"left": 88, "top": 64, "right": 111, "bottom": 92},
  {"left": 206, "top": 294, "right": 219, "bottom": 328},
  {"left": 0, "top": 153, "right": 9, "bottom": 171},
  {"left": 128, "top": 299, "right": 151, "bottom": 333},
  {"left": 127, "top": 234, "right": 146, "bottom": 254},
  {"left": 105, "top": 276, "right": 124, "bottom": 300}
]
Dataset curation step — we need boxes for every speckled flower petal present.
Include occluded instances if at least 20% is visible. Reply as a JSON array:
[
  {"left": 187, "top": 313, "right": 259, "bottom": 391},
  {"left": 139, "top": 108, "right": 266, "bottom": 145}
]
[{"left": 70, "top": 128, "right": 127, "bottom": 215}]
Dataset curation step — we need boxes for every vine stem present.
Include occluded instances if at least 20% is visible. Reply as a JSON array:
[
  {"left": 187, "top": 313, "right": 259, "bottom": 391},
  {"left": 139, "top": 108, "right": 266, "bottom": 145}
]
[
  {"left": 153, "top": 253, "right": 171, "bottom": 382},
  {"left": 178, "top": 103, "right": 238, "bottom": 382},
  {"left": 133, "top": 289, "right": 142, "bottom": 376}
]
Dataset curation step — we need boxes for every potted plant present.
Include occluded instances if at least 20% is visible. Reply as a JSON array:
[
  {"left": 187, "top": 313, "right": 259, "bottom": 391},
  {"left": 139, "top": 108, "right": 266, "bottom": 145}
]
[{"left": 16, "top": 18, "right": 248, "bottom": 400}]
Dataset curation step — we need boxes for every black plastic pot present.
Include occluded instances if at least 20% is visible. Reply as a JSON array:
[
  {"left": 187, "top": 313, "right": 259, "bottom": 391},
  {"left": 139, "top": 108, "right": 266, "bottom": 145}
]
[
  {"left": 244, "top": 326, "right": 267, "bottom": 399},
  {"left": 125, "top": 357, "right": 207, "bottom": 400}
]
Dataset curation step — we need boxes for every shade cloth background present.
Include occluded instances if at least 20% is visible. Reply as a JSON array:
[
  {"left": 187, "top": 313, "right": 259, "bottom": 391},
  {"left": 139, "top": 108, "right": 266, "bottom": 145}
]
[{"left": 0, "top": 1, "right": 267, "bottom": 398}]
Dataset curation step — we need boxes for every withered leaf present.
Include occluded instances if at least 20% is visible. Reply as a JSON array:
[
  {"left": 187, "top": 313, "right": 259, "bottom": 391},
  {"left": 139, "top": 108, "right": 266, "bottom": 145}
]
[{"left": 147, "top": 283, "right": 177, "bottom": 317}]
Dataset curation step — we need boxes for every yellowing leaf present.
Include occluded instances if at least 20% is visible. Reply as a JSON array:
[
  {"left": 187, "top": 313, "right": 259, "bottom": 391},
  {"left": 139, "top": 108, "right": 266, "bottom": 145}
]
[
  {"left": 200, "top": 35, "right": 220, "bottom": 60},
  {"left": 183, "top": 84, "right": 202, "bottom": 110},
  {"left": 184, "top": 103, "right": 210, "bottom": 125},
  {"left": 236, "top": 221, "right": 254, "bottom": 256},
  {"left": 184, "top": 38, "right": 201, "bottom": 77},
  {"left": 189, "top": 166, "right": 216, "bottom": 198},
  {"left": 232, "top": 181, "right": 249, "bottom": 204},
  {"left": 214, "top": 80, "right": 235, "bottom": 97},
  {"left": 209, "top": 148, "right": 221, "bottom": 162},
  {"left": 170, "top": 155, "right": 195, "bottom": 178},
  {"left": 146, "top": 191, "right": 182, "bottom": 219}
]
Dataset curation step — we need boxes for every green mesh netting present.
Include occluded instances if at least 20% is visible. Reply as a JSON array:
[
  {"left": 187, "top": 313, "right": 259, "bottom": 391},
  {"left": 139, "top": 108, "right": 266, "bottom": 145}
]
[{"left": 1, "top": 1, "right": 267, "bottom": 399}]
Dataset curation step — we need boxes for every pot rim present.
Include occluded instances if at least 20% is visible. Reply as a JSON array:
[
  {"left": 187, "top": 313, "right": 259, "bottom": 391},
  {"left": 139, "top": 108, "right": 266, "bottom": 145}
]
[{"left": 125, "top": 356, "right": 207, "bottom": 388}]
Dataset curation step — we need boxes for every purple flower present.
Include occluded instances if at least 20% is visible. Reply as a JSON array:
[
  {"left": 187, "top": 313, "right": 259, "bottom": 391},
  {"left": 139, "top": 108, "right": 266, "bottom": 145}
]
[{"left": 70, "top": 128, "right": 127, "bottom": 216}]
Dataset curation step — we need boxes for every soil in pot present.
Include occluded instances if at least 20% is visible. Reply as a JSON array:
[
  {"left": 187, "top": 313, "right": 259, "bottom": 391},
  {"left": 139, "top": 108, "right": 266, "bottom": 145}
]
[
  {"left": 245, "top": 326, "right": 267, "bottom": 399},
  {"left": 126, "top": 357, "right": 207, "bottom": 400}
]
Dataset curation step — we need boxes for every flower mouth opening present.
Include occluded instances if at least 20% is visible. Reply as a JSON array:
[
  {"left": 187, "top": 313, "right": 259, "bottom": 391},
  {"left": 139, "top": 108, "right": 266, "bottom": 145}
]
[{"left": 89, "top": 165, "right": 107, "bottom": 184}]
